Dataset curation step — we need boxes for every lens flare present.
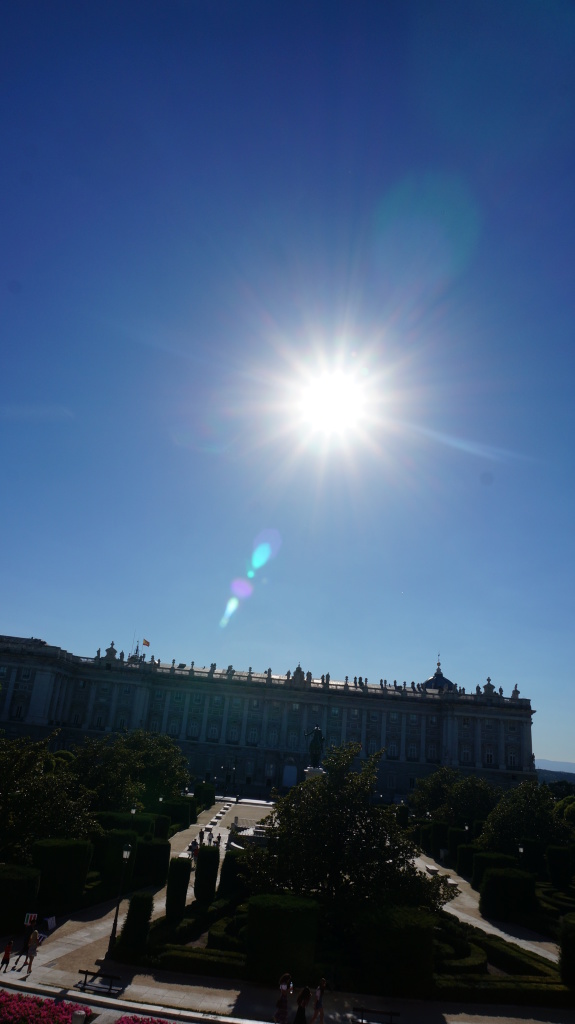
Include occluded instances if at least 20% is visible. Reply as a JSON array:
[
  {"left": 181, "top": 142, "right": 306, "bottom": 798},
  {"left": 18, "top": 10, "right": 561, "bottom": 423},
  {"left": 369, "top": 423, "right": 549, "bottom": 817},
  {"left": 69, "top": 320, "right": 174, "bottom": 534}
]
[{"left": 220, "top": 528, "right": 282, "bottom": 628}]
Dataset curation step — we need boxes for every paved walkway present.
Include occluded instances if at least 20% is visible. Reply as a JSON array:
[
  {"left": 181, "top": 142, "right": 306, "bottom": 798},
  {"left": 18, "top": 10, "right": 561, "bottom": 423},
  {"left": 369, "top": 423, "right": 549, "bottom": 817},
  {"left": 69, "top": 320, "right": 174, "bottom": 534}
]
[{"left": 1, "top": 802, "right": 572, "bottom": 1024}]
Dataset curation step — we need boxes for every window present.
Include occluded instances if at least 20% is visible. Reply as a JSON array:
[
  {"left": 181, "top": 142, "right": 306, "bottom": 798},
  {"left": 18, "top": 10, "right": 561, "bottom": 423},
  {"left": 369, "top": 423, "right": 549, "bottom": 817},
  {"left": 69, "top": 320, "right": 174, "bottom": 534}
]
[
  {"left": 232, "top": 697, "right": 242, "bottom": 708},
  {"left": 207, "top": 723, "right": 220, "bottom": 740},
  {"left": 287, "top": 730, "right": 299, "bottom": 750},
  {"left": 169, "top": 720, "right": 179, "bottom": 737},
  {"left": 508, "top": 722, "right": 516, "bottom": 733},
  {"left": 193, "top": 694, "right": 202, "bottom": 704},
  {"left": 485, "top": 748, "right": 494, "bottom": 765},
  {"left": 73, "top": 713, "right": 81, "bottom": 726},
  {"left": 350, "top": 708, "right": 359, "bottom": 719},
  {"left": 150, "top": 717, "right": 159, "bottom": 732},
  {"left": 462, "top": 717, "right": 469, "bottom": 729},
  {"left": 387, "top": 741, "right": 398, "bottom": 758},
  {"left": 174, "top": 692, "right": 182, "bottom": 703},
  {"left": 427, "top": 744, "right": 437, "bottom": 760},
  {"left": 251, "top": 699, "right": 260, "bottom": 710},
  {"left": 409, "top": 776, "right": 416, "bottom": 790},
  {"left": 508, "top": 750, "right": 517, "bottom": 767},
  {"left": 407, "top": 743, "right": 417, "bottom": 759},
  {"left": 390, "top": 712, "right": 398, "bottom": 724},
  {"left": 461, "top": 745, "right": 471, "bottom": 763},
  {"left": 227, "top": 725, "right": 239, "bottom": 742},
  {"left": 265, "top": 762, "right": 275, "bottom": 779},
  {"left": 267, "top": 727, "right": 279, "bottom": 746},
  {"left": 409, "top": 714, "right": 417, "bottom": 725},
  {"left": 0, "top": 666, "right": 6, "bottom": 677},
  {"left": 123, "top": 686, "right": 131, "bottom": 695},
  {"left": 14, "top": 705, "right": 23, "bottom": 719},
  {"left": 154, "top": 690, "right": 162, "bottom": 699},
  {"left": 96, "top": 715, "right": 103, "bottom": 729},
  {"left": 485, "top": 719, "right": 493, "bottom": 731},
  {"left": 247, "top": 726, "right": 259, "bottom": 745},
  {"left": 331, "top": 707, "right": 340, "bottom": 717},
  {"left": 188, "top": 720, "right": 200, "bottom": 739},
  {"left": 367, "top": 736, "right": 378, "bottom": 755},
  {"left": 370, "top": 712, "right": 379, "bottom": 723},
  {"left": 78, "top": 679, "right": 85, "bottom": 689},
  {"left": 212, "top": 696, "right": 223, "bottom": 707},
  {"left": 118, "top": 716, "right": 126, "bottom": 729},
  {"left": 430, "top": 715, "right": 437, "bottom": 726},
  {"left": 291, "top": 702, "right": 300, "bottom": 711},
  {"left": 21, "top": 668, "right": 30, "bottom": 680}
]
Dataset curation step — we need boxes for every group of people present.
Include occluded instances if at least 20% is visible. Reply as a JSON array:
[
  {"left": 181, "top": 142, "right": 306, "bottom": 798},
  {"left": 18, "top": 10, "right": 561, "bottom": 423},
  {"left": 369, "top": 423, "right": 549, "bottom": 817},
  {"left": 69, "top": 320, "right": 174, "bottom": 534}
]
[
  {"left": 1, "top": 928, "right": 40, "bottom": 976},
  {"left": 275, "top": 973, "right": 326, "bottom": 1024}
]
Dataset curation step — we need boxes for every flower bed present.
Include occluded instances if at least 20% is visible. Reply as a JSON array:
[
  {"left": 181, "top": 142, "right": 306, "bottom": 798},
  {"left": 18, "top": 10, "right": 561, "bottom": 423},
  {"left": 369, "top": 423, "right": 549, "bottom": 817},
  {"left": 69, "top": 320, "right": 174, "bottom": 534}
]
[
  {"left": 0, "top": 991, "right": 92, "bottom": 1023},
  {"left": 116, "top": 1018, "right": 173, "bottom": 1024}
]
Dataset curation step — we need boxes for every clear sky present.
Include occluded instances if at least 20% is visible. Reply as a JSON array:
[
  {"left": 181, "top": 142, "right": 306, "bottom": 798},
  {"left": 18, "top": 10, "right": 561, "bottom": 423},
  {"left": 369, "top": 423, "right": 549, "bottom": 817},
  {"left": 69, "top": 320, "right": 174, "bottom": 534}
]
[{"left": 1, "top": 1, "right": 574, "bottom": 761}]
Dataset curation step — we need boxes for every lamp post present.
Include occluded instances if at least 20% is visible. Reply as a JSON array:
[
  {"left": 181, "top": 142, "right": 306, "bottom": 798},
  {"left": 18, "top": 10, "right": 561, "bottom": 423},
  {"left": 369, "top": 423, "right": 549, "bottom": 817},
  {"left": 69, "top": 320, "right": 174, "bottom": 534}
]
[{"left": 107, "top": 843, "right": 132, "bottom": 954}]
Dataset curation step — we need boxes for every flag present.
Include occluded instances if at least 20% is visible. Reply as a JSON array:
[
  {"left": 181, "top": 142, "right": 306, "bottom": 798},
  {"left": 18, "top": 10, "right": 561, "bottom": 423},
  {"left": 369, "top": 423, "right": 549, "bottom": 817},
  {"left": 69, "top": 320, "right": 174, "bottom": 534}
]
[{"left": 143, "top": 638, "right": 150, "bottom": 647}]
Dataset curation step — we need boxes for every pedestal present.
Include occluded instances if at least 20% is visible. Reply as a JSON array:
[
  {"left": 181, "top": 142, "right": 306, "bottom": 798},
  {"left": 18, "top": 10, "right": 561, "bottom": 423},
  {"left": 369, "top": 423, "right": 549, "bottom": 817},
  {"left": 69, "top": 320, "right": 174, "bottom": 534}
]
[{"left": 304, "top": 765, "right": 326, "bottom": 781}]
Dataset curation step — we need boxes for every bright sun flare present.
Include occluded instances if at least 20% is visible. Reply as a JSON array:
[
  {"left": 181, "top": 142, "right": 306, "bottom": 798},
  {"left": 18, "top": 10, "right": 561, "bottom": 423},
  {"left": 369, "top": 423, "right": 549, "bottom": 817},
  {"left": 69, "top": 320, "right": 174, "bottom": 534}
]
[{"left": 297, "top": 369, "right": 367, "bottom": 437}]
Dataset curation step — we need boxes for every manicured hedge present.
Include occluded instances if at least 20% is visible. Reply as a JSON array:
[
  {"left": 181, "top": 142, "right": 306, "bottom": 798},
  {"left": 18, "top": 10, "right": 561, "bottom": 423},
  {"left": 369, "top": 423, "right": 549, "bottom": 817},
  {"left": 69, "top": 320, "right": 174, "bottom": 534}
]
[
  {"left": 161, "top": 798, "right": 195, "bottom": 830},
  {"left": 116, "top": 890, "right": 154, "bottom": 955},
  {"left": 93, "top": 811, "right": 156, "bottom": 837},
  {"left": 430, "top": 821, "right": 450, "bottom": 861},
  {"left": 455, "top": 843, "right": 479, "bottom": 878},
  {"left": 217, "top": 848, "right": 247, "bottom": 900},
  {"left": 246, "top": 894, "right": 318, "bottom": 984},
  {"left": 32, "top": 839, "right": 93, "bottom": 909},
  {"left": 152, "top": 814, "right": 171, "bottom": 840},
  {"left": 472, "top": 852, "right": 517, "bottom": 891},
  {"left": 560, "top": 912, "right": 575, "bottom": 987},
  {"left": 441, "top": 942, "right": 487, "bottom": 975},
  {"left": 447, "top": 827, "right": 468, "bottom": 865},
  {"left": 208, "top": 916, "right": 244, "bottom": 953},
  {"left": 479, "top": 868, "right": 537, "bottom": 921},
  {"left": 193, "top": 781, "right": 215, "bottom": 810},
  {"left": 194, "top": 845, "right": 220, "bottom": 905},
  {"left": 0, "top": 864, "right": 41, "bottom": 932},
  {"left": 546, "top": 846, "right": 572, "bottom": 890},
  {"left": 133, "top": 838, "right": 170, "bottom": 887},
  {"left": 355, "top": 905, "right": 435, "bottom": 996},
  {"left": 158, "top": 945, "right": 245, "bottom": 978},
  {"left": 166, "top": 856, "right": 191, "bottom": 924}
]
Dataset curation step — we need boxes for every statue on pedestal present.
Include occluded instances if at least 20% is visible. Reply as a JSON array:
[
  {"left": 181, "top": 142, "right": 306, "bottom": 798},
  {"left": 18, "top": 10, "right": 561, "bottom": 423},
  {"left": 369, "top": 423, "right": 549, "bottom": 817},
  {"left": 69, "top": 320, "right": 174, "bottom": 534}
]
[{"left": 305, "top": 724, "right": 325, "bottom": 769}]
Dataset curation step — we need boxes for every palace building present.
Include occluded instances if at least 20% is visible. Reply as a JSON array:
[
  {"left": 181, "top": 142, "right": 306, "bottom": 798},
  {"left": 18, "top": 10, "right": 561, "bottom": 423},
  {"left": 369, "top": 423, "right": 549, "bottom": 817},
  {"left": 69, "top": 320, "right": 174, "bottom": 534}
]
[{"left": 0, "top": 634, "right": 536, "bottom": 799}]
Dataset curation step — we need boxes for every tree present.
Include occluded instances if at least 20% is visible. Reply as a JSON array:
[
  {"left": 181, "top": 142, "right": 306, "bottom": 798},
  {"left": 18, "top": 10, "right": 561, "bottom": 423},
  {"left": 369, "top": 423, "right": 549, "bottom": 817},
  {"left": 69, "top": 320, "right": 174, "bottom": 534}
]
[
  {"left": 243, "top": 743, "right": 454, "bottom": 918},
  {"left": 0, "top": 734, "right": 96, "bottom": 863},
  {"left": 479, "top": 780, "right": 570, "bottom": 854},
  {"left": 71, "top": 730, "right": 190, "bottom": 811},
  {"left": 410, "top": 766, "right": 499, "bottom": 827}
]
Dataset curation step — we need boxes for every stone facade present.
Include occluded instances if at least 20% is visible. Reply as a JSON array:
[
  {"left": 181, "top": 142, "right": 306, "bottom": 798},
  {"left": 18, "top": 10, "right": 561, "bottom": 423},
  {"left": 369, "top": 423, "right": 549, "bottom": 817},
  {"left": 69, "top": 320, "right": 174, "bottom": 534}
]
[{"left": 0, "top": 635, "right": 536, "bottom": 799}]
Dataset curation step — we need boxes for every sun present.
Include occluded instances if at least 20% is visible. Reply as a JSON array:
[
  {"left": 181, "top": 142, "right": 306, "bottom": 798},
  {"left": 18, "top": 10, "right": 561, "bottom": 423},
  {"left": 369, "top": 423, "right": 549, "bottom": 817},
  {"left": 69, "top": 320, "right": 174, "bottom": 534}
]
[{"left": 296, "top": 368, "right": 368, "bottom": 438}]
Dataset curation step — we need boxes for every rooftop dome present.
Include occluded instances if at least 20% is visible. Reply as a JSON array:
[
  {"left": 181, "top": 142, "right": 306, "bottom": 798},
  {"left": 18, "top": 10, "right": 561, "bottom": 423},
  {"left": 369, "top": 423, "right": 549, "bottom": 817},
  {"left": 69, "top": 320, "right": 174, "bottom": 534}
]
[{"left": 423, "top": 658, "right": 456, "bottom": 691}]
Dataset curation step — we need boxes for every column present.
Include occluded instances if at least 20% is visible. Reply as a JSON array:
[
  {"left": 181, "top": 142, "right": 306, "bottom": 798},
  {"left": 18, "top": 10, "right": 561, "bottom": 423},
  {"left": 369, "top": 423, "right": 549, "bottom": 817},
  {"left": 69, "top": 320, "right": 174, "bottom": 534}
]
[
  {"left": 475, "top": 718, "right": 482, "bottom": 768},
  {"left": 198, "top": 700, "right": 210, "bottom": 743},
  {"left": 399, "top": 713, "right": 406, "bottom": 762},
  {"left": 360, "top": 708, "right": 367, "bottom": 758},
  {"left": 160, "top": 693, "right": 171, "bottom": 734},
  {"left": 523, "top": 718, "right": 533, "bottom": 770},
  {"left": 106, "top": 683, "right": 120, "bottom": 731},
  {"left": 419, "top": 714, "right": 426, "bottom": 762},
  {"left": 179, "top": 692, "right": 191, "bottom": 740},
  {"left": 498, "top": 721, "right": 506, "bottom": 769},
  {"left": 239, "top": 700, "right": 250, "bottom": 746}
]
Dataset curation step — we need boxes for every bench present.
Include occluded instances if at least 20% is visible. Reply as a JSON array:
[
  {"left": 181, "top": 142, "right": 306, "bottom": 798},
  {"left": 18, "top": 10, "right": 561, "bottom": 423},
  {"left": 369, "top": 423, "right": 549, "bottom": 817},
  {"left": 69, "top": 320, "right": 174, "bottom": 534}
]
[
  {"left": 77, "top": 969, "right": 123, "bottom": 996},
  {"left": 353, "top": 1006, "right": 401, "bottom": 1024}
]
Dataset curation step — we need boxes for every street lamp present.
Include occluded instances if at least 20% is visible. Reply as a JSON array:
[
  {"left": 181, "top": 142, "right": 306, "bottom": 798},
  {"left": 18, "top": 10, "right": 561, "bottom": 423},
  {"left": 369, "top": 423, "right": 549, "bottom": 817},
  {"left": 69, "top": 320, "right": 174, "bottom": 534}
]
[{"left": 107, "top": 843, "right": 132, "bottom": 954}]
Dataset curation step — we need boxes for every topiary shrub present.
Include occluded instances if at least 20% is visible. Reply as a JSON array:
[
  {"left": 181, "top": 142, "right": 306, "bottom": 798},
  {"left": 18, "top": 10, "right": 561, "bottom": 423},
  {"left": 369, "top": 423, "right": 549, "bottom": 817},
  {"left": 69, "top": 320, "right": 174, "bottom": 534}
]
[
  {"left": 32, "top": 839, "right": 93, "bottom": 910},
  {"left": 152, "top": 814, "right": 171, "bottom": 840},
  {"left": 218, "top": 848, "right": 248, "bottom": 900},
  {"left": 431, "top": 821, "right": 450, "bottom": 861},
  {"left": 419, "top": 823, "right": 433, "bottom": 856},
  {"left": 479, "top": 868, "right": 537, "bottom": 921},
  {"left": 246, "top": 893, "right": 319, "bottom": 984},
  {"left": 546, "top": 846, "right": 572, "bottom": 890},
  {"left": 116, "top": 890, "right": 154, "bottom": 955},
  {"left": 0, "top": 865, "right": 41, "bottom": 932},
  {"left": 519, "top": 837, "right": 547, "bottom": 877},
  {"left": 194, "top": 781, "right": 215, "bottom": 811},
  {"left": 559, "top": 912, "right": 575, "bottom": 987},
  {"left": 133, "top": 838, "right": 170, "bottom": 887},
  {"left": 194, "top": 845, "right": 220, "bottom": 905},
  {"left": 455, "top": 843, "right": 479, "bottom": 878},
  {"left": 161, "top": 799, "right": 192, "bottom": 831},
  {"left": 354, "top": 906, "right": 435, "bottom": 996},
  {"left": 166, "top": 857, "right": 192, "bottom": 924},
  {"left": 448, "top": 828, "right": 468, "bottom": 865},
  {"left": 472, "top": 852, "right": 517, "bottom": 891}
]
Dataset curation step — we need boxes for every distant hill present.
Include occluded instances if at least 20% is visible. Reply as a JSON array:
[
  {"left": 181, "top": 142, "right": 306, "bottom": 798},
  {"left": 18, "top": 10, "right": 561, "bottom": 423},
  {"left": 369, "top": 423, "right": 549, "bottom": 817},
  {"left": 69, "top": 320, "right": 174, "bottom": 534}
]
[
  {"left": 537, "top": 759, "right": 575, "bottom": 774},
  {"left": 537, "top": 768, "right": 575, "bottom": 785}
]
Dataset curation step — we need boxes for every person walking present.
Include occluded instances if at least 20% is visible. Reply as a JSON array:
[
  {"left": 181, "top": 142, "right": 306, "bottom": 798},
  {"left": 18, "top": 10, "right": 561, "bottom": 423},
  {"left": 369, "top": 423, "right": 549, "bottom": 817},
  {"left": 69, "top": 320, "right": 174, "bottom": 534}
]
[
  {"left": 274, "top": 972, "right": 293, "bottom": 1024},
  {"left": 25, "top": 929, "right": 39, "bottom": 976},
  {"left": 12, "top": 931, "right": 31, "bottom": 970},
  {"left": 310, "top": 978, "right": 326, "bottom": 1024},
  {"left": 294, "top": 986, "right": 311, "bottom": 1024},
  {"left": 199, "top": 828, "right": 204, "bottom": 845},
  {"left": 1, "top": 939, "right": 12, "bottom": 972}
]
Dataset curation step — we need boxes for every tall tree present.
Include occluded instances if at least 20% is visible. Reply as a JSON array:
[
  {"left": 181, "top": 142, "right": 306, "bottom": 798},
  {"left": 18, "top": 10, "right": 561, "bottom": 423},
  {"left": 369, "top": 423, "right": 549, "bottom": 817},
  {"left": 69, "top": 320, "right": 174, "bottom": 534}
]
[
  {"left": 71, "top": 730, "right": 190, "bottom": 811},
  {"left": 243, "top": 743, "right": 454, "bottom": 917},
  {"left": 0, "top": 734, "right": 96, "bottom": 863},
  {"left": 479, "top": 780, "right": 570, "bottom": 853}
]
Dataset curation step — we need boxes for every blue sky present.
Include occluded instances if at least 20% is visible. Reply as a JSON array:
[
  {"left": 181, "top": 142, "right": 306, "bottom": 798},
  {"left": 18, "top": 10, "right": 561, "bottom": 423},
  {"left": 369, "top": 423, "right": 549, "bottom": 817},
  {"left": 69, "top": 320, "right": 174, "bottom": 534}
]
[{"left": 1, "top": 1, "right": 574, "bottom": 760}]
